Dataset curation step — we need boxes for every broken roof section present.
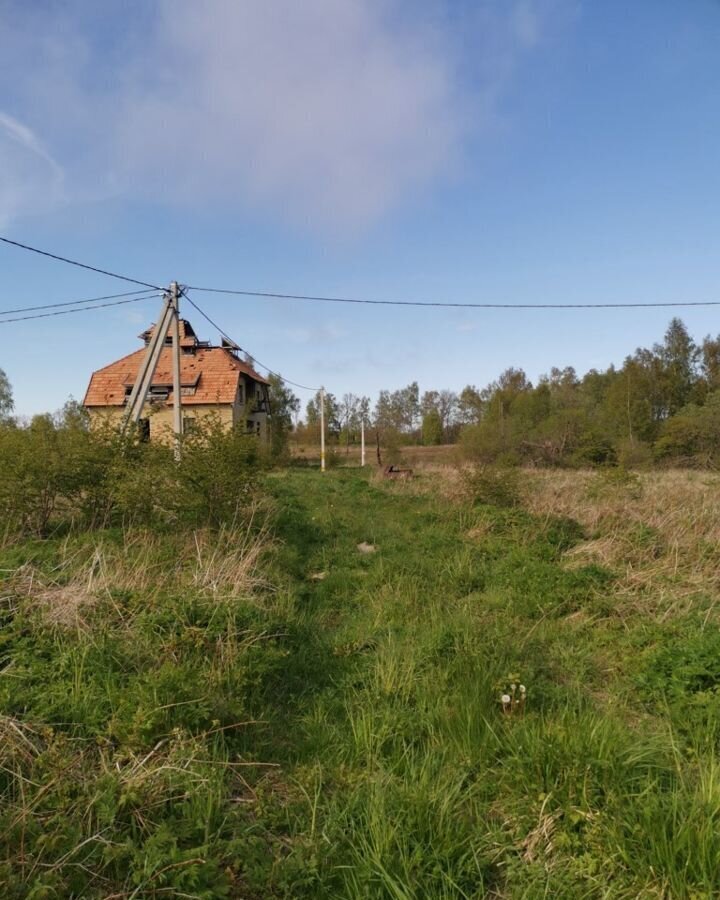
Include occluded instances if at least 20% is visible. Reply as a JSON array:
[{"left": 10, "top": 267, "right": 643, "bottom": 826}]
[{"left": 83, "top": 319, "right": 269, "bottom": 408}]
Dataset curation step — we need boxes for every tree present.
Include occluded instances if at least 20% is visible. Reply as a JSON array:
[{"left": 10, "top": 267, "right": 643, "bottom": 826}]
[
  {"left": 421, "top": 408, "right": 443, "bottom": 445},
  {"left": 421, "top": 389, "right": 458, "bottom": 442},
  {"left": 0, "top": 368, "right": 13, "bottom": 423},
  {"left": 457, "top": 385, "right": 484, "bottom": 425},
  {"left": 56, "top": 397, "right": 89, "bottom": 430},
  {"left": 437, "top": 389, "right": 458, "bottom": 440},
  {"left": 656, "top": 317, "right": 698, "bottom": 416},
  {"left": 339, "top": 393, "right": 361, "bottom": 451},
  {"left": 306, "top": 390, "right": 341, "bottom": 442},
  {"left": 373, "top": 383, "right": 419, "bottom": 436},
  {"left": 267, "top": 375, "right": 300, "bottom": 458}
]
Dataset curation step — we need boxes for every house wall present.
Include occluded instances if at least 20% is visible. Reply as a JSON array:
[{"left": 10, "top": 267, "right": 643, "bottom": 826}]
[
  {"left": 239, "top": 376, "right": 270, "bottom": 439},
  {"left": 87, "top": 397, "right": 268, "bottom": 442},
  {"left": 87, "top": 403, "right": 234, "bottom": 443}
]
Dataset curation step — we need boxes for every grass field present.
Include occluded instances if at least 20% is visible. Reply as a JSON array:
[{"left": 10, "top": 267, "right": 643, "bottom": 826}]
[{"left": 2, "top": 466, "right": 720, "bottom": 897}]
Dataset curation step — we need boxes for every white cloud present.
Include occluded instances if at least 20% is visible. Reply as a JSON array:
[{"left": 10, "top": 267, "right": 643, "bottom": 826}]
[
  {"left": 0, "top": 0, "right": 567, "bottom": 231},
  {"left": 0, "top": 111, "right": 64, "bottom": 226}
]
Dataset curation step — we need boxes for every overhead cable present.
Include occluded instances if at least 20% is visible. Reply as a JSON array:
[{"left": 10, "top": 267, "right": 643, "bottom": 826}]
[
  {"left": 0, "top": 289, "right": 159, "bottom": 318},
  {"left": 0, "top": 294, "right": 161, "bottom": 324},
  {"left": 187, "top": 285, "right": 720, "bottom": 310},
  {"left": 183, "top": 291, "right": 320, "bottom": 392},
  {"left": 0, "top": 235, "right": 161, "bottom": 290}
]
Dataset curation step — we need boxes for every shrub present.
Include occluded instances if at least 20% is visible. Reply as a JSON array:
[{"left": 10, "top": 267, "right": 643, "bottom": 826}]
[
  {"left": 586, "top": 466, "right": 643, "bottom": 501},
  {"left": 458, "top": 422, "right": 506, "bottom": 463},
  {"left": 615, "top": 437, "right": 653, "bottom": 469},
  {"left": 461, "top": 464, "right": 523, "bottom": 508},
  {"left": 177, "top": 417, "right": 263, "bottom": 526},
  {"left": 0, "top": 415, "right": 266, "bottom": 537}
]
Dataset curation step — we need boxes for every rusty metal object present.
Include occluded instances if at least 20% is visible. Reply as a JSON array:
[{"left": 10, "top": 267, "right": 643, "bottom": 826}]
[{"left": 383, "top": 464, "right": 413, "bottom": 480}]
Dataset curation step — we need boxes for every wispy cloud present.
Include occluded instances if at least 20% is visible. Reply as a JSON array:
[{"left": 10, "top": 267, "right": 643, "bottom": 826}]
[
  {"left": 0, "top": 1, "right": 569, "bottom": 230},
  {"left": 0, "top": 111, "right": 64, "bottom": 226}
]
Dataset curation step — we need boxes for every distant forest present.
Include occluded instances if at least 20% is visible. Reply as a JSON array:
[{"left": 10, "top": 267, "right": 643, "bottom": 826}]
[{"left": 295, "top": 318, "right": 720, "bottom": 467}]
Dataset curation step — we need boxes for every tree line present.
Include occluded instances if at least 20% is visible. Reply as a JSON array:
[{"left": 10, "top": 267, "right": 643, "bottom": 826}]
[
  {"left": 3, "top": 316, "right": 720, "bottom": 470},
  {"left": 294, "top": 318, "right": 720, "bottom": 466}
]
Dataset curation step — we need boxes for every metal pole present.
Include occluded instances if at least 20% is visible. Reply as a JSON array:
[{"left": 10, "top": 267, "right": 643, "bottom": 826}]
[
  {"left": 170, "top": 282, "right": 183, "bottom": 457},
  {"left": 360, "top": 417, "right": 365, "bottom": 467},
  {"left": 320, "top": 386, "right": 326, "bottom": 472}
]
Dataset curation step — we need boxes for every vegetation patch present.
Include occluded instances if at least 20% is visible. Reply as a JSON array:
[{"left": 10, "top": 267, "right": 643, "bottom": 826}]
[{"left": 1, "top": 463, "right": 720, "bottom": 897}]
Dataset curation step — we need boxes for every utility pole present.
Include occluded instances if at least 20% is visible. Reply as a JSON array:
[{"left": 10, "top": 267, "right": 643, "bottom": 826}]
[
  {"left": 170, "top": 281, "right": 183, "bottom": 457},
  {"left": 360, "top": 416, "right": 365, "bottom": 467},
  {"left": 123, "top": 283, "right": 183, "bottom": 458},
  {"left": 320, "top": 386, "right": 326, "bottom": 472},
  {"left": 123, "top": 289, "right": 173, "bottom": 429}
]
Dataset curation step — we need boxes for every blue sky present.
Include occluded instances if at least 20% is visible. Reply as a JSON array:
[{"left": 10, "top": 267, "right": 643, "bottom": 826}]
[{"left": 1, "top": 0, "right": 720, "bottom": 416}]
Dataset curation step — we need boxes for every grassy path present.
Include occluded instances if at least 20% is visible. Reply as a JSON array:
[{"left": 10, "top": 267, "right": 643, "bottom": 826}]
[
  {"left": 2, "top": 468, "right": 720, "bottom": 897},
  {"left": 254, "top": 469, "right": 720, "bottom": 899}
]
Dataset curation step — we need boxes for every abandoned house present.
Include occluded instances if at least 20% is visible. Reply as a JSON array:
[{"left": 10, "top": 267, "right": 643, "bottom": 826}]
[{"left": 83, "top": 318, "right": 270, "bottom": 440}]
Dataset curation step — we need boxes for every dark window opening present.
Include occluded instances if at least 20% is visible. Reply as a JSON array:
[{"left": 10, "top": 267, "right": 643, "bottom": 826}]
[
  {"left": 183, "top": 417, "right": 197, "bottom": 434},
  {"left": 138, "top": 418, "right": 150, "bottom": 442},
  {"left": 149, "top": 386, "right": 170, "bottom": 402}
]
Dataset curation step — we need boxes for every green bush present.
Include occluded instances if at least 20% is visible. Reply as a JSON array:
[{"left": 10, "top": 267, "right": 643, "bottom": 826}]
[
  {"left": 0, "top": 415, "right": 265, "bottom": 538},
  {"left": 461, "top": 464, "right": 523, "bottom": 508},
  {"left": 586, "top": 465, "right": 643, "bottom": 500}
]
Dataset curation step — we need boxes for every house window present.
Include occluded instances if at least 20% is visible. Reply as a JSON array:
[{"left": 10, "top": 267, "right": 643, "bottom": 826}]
[
  {"left": 183, "top": 417, "right": 197, "bottom": 434},
  {"left": 149, "top": 386, "right": 169, "bottom": 403},
  {"left": 237, "top": 384, "right": 244, "bottom": 405},
  {"left": 138, "top": 418, "right": 150, "bottom": 442}
]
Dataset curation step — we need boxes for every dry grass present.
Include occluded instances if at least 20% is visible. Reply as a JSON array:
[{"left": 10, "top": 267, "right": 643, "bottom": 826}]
[
  {"left": 403, "top": 465, "right": 720, "bottom": 617},
  {"left": 6, "top": 517, "right": 274, "bottom": 631},
  {"left": 527, "top": 469, "right": 720, "bottom": 615}
]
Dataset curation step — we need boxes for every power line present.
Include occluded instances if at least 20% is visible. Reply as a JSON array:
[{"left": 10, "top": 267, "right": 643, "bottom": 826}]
[
  {"left": 0, "top": 294, "right": 160, "bottom": 325},
  {"left": 183, "top": 291, "right": 320, "bottom": 392},
  {"left": 0, "top": 289, "right": 159, "bottom": 318},
  {"left": 0, "top": 236, "right": 161, "bottom": 290},
  {"left": 187, "top": 285, "right": 720, "bottom": 310}
]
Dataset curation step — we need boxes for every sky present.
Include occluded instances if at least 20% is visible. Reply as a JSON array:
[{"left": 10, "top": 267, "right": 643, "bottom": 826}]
[{"left": 1, "top": 0, "right": 720, "bottom": 416}]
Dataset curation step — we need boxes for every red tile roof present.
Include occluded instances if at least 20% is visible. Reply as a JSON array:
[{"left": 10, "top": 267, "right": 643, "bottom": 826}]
[{"left": 84, "top": 329, "right": 269, "bottom": 408}]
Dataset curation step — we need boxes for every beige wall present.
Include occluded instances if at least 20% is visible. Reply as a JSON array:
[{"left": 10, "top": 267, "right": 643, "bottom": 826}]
[{"left": 87, "top": 400, "right": 268, "bottom": 442}]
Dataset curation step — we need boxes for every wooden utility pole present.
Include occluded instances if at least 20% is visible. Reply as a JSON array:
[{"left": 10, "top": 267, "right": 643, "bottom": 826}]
[
  {"left": 123, "top": 283, "right": 183, "bottom": 457},
  {"left": 360, "top": 416, "right": 365, "bottom": 467},
  {"left": 123, "top": 290, "right": 173, "bottom": 429},
  {"left": 320, "top": 386, "right": 326, "bottom": 472},
  {"left": 170, "top": 281, "right": 183, "bottom": 457}
]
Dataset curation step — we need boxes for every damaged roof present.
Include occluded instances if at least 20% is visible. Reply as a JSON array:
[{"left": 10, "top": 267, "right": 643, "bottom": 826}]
[{"left": 84, "top": 322, "right": 269, "bottom": 408}]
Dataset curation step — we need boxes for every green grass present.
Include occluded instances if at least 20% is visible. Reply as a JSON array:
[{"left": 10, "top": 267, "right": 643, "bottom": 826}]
[{"left": 2, "top": 468, "right": 720, "bottom": 897}]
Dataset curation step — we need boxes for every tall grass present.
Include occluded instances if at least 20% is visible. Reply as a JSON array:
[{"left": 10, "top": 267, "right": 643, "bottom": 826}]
[{"left": 3, "top": 466, "right": 720, "bottom": 896}]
